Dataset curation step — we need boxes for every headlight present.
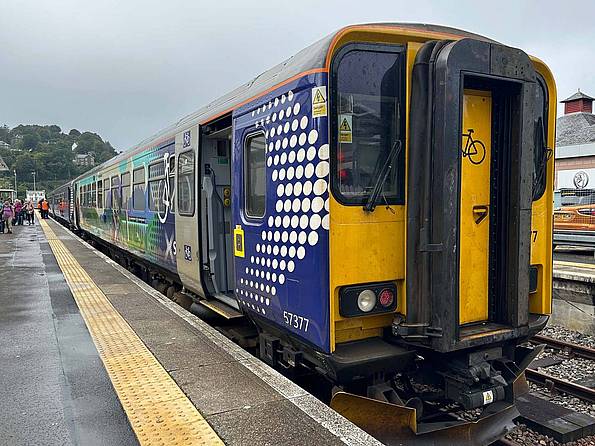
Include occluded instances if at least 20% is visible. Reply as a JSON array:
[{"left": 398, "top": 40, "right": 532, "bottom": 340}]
[
  {"left": 357, "top": 290, "right": 377, "bottom": 312},
  {"left": 339, "top": 282, "right": 397, "bottom": 317}
]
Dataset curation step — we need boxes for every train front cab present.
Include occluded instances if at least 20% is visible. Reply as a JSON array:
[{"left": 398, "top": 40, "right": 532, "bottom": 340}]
[{"left": 325, "top": 29, "right": 555, "bottom": 445}]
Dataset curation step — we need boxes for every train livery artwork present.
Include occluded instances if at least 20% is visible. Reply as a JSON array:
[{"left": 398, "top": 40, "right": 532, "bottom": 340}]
[
  {"left": 75, "top": 142, "right": 178, "bottom": 273},
  {"left": 49, "top": 23, "right": 556, "bottom": 445}
]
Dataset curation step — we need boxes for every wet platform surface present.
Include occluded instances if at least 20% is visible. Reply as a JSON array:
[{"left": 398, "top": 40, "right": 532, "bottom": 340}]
[
  {"left": 0, "top": 221, "right": 137, "bottom": 445},
  {"left": 0, "top": 218, "right": 374, "bottom": 446}
]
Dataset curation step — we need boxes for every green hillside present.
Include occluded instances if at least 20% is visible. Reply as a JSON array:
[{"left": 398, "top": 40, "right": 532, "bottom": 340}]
[{"left": 0, "top": 124, "right": 118, "bottom": 198}]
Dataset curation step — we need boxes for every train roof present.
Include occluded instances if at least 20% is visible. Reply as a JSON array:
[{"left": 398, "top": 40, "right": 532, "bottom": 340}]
[{"left": 74, "top": 23, "right": 493, "bottom": 181}]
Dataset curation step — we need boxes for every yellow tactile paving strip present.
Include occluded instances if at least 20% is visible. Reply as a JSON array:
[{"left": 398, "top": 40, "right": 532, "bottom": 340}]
[{"left": 38, "top": 218, "right": 224, "bottom": 446}]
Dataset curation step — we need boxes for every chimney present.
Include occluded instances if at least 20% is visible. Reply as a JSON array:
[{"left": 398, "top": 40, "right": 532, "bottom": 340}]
[{"left": 561, "top": 89, "right": 595, "bottom": 114}]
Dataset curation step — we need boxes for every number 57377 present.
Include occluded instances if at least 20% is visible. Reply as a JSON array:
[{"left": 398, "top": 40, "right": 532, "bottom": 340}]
[{"left": 283, "top": 311, "right": 309, "bottom": 332}]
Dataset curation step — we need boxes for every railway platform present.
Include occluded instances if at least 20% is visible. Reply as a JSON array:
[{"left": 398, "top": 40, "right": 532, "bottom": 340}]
[
  {"left": 552, "top": 254, "right": 595, "bottom": 333},
  {"left": 0, "top": 217, "right": 375, "bottom": 446}
]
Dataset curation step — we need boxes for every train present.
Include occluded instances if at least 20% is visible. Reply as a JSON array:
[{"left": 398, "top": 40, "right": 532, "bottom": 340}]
[{"left": 49, "top": 23, "right": 556, "bottom": 445}]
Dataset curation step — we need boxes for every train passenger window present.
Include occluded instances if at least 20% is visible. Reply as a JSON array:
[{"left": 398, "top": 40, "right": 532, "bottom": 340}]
[
  {"left": 244, "top": 132, "right": 266, "bottom": 218},
  {"left": 332, "top": 46, "right": 404, "bottom": 205},
  {"left": 121, "top": 172, "right": 130, "bottom": 210},
  {"left": 104, "top": 179, "right": 110, "bottom": 208},
  {"left": 148, "top": 161, "right": 165, "bottom": 212},
  {"left": 97, "top": 180, "right": 103, "bottom": 208},
  {"left": 133, "top": 167, "right": 145, "bottom": 211},
  {"left": 177, "top": 151, "right": 194, "bottom": 216},
  {"left": 111, "top": 175, "right": 121, "bottom": 210},
  {"left": 91, "top": 181, "right": 96, "bottom": 207},
  {"left": 168, "top": 155, "right": 175, "bottom": 213}
]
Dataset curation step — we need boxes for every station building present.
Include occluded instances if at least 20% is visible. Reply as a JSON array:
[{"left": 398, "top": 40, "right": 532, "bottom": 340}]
[{"left": 555, "top": 90, "right": 595, "bottom": 189}]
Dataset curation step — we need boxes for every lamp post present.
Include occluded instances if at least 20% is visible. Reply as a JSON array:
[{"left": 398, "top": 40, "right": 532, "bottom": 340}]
[
  {"left": 13, "top": 169, "right": 17, "bottom": 199},
  {"left": 32, "top": 171, "right": 36, "bottom": 192}
]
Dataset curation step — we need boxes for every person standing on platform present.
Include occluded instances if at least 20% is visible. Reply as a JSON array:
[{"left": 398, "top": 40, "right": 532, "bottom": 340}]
[
  {"left": 26, "top": 200, "right": 34, "bottom": 225},
  {"left": 14, "top": 199, "right": 23, "bottom": 226},
  {"left": 41, "top": 198, "right": 49, "bottom": 219},
  {"left": 2, "top": 200, "right": 14, "bottom": 234}
]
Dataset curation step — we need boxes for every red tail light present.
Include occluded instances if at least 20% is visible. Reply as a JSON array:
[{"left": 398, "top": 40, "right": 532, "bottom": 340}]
[{"left": 379, "top": 289, "right": 394, "bottom": 307}]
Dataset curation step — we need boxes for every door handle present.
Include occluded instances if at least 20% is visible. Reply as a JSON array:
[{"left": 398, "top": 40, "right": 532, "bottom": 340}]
[{"left": 472, "top": 205, "right": 489, "bottom": 224}]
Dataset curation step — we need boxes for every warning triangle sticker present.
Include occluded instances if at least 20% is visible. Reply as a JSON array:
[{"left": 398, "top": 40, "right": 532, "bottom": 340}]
[
  {"left": 313, "top": 89, "right": 326, "bottom": 104},
  {"left": 339, "top": 118, "right": 351, "bottom": 132}
]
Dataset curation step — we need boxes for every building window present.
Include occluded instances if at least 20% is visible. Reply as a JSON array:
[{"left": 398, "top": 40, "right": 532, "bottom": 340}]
[
  {"left": 148, "top": 161, "right": 165, "bottom": 212},
  {"left": 121, "top": 172, "right": 130, "bottom": 210},
  {"left": 244, "top": 132, "right": 266, "bottom": 218},
  {"left": 177, "top": 151, "right": 194, "bottom": 216},
  {"left": 332, "top": 46, "right": 405, "bottom": 205},
  {"left": 133, "top": 167, "right": 146, "bottom": 211},
  {"left": 111, "top": 175, "right": 121, "bottom": 210}
]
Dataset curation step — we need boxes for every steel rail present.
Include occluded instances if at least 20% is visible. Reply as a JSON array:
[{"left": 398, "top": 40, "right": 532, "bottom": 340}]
[
  {"left": 525, "top": 368, "right": 595, "bottom": 404},
  {"left": 491, "top": 438, "right": 520, "bottom": 446},
  {"left": 532, "top": 334, "right": 595, "bottom": 361}
]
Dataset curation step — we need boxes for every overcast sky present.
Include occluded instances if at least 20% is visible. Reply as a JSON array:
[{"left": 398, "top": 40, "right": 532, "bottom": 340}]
[{"left": 1, "top": 0, "right": 593, "bottom": 150}]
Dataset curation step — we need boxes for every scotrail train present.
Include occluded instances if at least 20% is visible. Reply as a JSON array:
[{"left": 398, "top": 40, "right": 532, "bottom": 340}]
[{"left": 49, "top": 23, "right": 556, "bottom": 445}]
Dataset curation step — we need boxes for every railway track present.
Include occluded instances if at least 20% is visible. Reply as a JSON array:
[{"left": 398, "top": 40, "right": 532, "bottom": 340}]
[
  {"left": 532, "top": 334, "right": 595, "bottom": 361},
  {"left": 491, "top": 439, "right": 519, "bottom": 446},
  {"left": 526, "top": 334, "right": 595, "bottom": 403},
  {"left": 525, "top": 368, "right": 595, "bottom": 403}
]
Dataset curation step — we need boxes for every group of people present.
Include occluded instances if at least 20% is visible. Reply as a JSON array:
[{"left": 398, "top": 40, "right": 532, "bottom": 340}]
[{"left": 1, "top": 198, "right": 49, "bottom": 234}]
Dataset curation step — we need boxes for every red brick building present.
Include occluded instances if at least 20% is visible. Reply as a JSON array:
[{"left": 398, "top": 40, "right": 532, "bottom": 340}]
[{"left": 555, "top": 90, "right": 595, "bottom": 189}]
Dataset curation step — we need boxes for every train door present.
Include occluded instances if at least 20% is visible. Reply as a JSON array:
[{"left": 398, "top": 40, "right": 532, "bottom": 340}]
[
  {"left": 459, "top": 90, "right": 492, "bottom": 324},
  {"left": 199, "top": 115, "right": 236, "bottom": 308},
  {"left": 174, "top": 125, "right": 206, "bottom": 297}
]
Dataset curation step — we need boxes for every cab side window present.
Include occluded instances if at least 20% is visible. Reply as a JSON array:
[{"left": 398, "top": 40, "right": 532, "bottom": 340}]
[{"left": 332, "top": 46, "right": 404, "bottom": 205}]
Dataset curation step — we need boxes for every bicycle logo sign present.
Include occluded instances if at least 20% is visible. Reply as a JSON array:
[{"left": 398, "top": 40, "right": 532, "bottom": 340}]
[{"left": 461, "top": 129, "right": 486, "bottom": 165}]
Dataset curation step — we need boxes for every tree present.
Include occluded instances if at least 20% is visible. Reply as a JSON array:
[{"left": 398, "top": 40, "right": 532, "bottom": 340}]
[
  {"left": 15, "top": 152, "right": 36, "bottom": 174},
  {"left": 0, "top": 125, "right": 9, "bottom": 143},
  {"left": 0, "top": 124, "right": 119, "bottom": 189},
  {"left": 22, "top": 133, "right": 40, "bottom": 150}
]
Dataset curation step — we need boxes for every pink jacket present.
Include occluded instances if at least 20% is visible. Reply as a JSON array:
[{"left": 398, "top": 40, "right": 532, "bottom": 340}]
[{"left": 2, "top": 205, "right": 14, "bottom": 219}]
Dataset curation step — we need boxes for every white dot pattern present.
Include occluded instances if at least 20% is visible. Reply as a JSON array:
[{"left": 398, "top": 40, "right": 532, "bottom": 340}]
[{"left": 240, "top": 86, "right": 329, "bottom": 320}]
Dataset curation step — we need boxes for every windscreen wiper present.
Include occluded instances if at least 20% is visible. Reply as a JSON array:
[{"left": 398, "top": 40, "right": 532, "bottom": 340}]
[{"left": 364, "top": 139, "right": 403, "bottom": 212}]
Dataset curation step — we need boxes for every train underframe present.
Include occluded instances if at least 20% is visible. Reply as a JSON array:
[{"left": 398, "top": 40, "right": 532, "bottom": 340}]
[{"left": 254, "top": 313, "right": 548, "bottom": 446}]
